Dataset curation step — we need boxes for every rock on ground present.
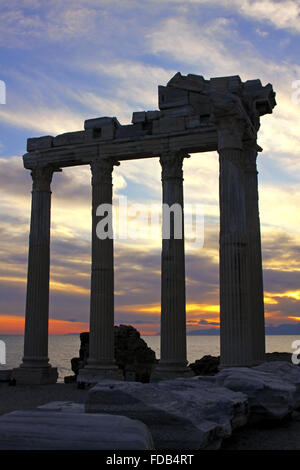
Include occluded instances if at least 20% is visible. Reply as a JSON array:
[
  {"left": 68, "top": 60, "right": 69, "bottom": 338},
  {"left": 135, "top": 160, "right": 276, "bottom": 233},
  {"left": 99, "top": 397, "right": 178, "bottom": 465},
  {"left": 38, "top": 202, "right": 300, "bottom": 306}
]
[
  {"left": 195, "top": 365, "right": 297, "bottom": 423},
  {"left": 189, "top": 352, "right": 298, "bottom": 377},
  {"left": 0, "top": 410, "right": 154, "bottom": 450},
  {"left": 254, "top": 361, "right": 300, "bottom": 409},
  {"left": 70, "top": 326, "right": 157, "bottom": 383},
  {"left": 189, "top": 355, "right": 220, "bottom": 376},
  {"left": 85, "top": 379, "right": 248, "bottom": 450}
]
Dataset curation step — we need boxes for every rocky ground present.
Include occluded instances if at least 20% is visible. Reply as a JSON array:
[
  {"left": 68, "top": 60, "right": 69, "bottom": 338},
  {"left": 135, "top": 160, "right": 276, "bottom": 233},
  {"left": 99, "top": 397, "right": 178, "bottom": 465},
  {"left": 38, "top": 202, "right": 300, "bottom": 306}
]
[
  {"left": 0, "top": 382, "right": 87, "bottom": 416},
  {"left": 1, "top": 381, "right": 300, "bottom": 450},
  {"left": 221, "top": 412, "right": 300, "bottom": 450}
]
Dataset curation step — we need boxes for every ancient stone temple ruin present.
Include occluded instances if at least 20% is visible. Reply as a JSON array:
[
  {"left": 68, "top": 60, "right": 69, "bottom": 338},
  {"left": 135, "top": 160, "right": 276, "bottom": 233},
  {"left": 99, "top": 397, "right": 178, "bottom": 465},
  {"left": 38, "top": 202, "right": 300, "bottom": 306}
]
[{"left": 12, "top": 72, "right": 276, "bottom": 384}]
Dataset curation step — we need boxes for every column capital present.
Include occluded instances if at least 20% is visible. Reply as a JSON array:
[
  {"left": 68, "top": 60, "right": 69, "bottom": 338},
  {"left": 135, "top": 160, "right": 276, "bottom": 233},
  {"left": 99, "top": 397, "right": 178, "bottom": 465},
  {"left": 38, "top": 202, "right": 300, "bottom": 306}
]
[
  {"left": 31, "top": 166, "right": 55, "bottom": 191},
  {"left": 159, "top": 151, "right": 189, "bottom": 180},
  {"left": 209, "top": 91, "right": 255, "bottom": 151},
  {"left": 90, "top": 159, "right": 119, "bottom": 185}
]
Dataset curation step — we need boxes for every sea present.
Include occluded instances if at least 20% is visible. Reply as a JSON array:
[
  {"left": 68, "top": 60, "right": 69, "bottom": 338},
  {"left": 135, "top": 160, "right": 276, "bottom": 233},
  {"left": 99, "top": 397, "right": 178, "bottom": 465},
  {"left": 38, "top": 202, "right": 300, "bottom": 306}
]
[{"left": 0, "top": 335, "right": 299, "bottom": 382}]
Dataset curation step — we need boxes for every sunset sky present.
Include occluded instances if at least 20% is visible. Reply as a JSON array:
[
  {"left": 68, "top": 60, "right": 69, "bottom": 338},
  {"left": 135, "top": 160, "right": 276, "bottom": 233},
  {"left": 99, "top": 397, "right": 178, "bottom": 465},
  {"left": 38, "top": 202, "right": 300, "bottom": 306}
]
[{"left": 0, "top": 0, "right": 300, "bottom": 335}]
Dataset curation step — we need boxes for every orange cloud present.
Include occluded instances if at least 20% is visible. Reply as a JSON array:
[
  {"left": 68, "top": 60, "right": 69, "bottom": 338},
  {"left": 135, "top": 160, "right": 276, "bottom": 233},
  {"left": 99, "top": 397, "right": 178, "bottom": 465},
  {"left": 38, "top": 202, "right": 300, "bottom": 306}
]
[
  {"left": 0, "top": 315, "right": 89, "bottom": 335},
  {"left": 265, "top": 290, "right": 300, "bottom": 301},
  {"left": 117, "top": 303, "right": 221, "bottom": 316}
]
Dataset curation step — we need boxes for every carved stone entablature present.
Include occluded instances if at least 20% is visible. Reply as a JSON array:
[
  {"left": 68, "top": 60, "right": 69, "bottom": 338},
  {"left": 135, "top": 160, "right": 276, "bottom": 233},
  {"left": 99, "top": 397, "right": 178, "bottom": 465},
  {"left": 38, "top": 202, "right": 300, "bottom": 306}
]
[{"left": 23, "top": 72, "right": 276, "bottom": 170}]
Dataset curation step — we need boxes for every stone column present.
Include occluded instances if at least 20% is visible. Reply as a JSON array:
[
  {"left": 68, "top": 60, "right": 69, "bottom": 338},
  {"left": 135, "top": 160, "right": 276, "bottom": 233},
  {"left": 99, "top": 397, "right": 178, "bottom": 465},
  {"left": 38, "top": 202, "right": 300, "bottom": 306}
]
[
  {"left": 152, "top": 152, "right": 192, "bottom": 380},
  {"left": 217, "top": 121, "right": 254, "bottom": 367},
  {"left": 79, "top": 158, "right": 122, "bottom": 382},
  {"left": 243, "top": 141, "right": 265, "bottom": 363},
  {"left": 12, "top": 167, "right": 58, "bottom": 384}
]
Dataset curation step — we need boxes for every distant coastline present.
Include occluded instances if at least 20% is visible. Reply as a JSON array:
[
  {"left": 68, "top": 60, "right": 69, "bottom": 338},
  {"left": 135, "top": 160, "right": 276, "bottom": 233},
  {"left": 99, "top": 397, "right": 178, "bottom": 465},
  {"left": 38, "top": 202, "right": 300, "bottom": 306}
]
[
  {"left": 1, "top": 324, "right": 300, "bottom": 336},
  {"left": 187, "top": 324, "right": 300, "bottom": 336}
]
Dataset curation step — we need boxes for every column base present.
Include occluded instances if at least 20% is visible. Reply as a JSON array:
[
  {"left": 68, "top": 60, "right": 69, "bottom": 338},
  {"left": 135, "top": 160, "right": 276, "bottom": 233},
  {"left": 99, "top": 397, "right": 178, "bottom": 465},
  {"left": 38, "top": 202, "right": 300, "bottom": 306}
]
[
  {"left": 77, "top": 364, "right": 123, "bottom": 385},
  {"left": 12, "top": 366, "right": 58, "bottom": 385},
  {"left": 150, "top": 361, "right": 194, "bottom": 381}
]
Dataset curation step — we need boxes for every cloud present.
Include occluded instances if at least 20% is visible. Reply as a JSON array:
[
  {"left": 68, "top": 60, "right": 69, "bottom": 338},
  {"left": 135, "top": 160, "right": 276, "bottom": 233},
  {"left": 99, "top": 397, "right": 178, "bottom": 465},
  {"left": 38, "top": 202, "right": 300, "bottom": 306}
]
[
  {"left": 0, "top": 105, "right": 84, "bottom": 135},
  {"left": 79, "top": 60, "right": 175, "bottom": 121},
  {"left": 150, "top": 0, "right": 300, "bottom": 33}
]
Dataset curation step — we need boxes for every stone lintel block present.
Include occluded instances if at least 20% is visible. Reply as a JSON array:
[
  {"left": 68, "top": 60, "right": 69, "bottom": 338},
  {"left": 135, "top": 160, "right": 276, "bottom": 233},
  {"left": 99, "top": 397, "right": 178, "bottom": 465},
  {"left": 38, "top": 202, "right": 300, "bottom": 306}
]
[
  {"left": 115, "top": 124, "right": 147, "bottom": 139},
  {"left": 189, "top": 92, "right": 211, "bottom": 115},
  {"left": 153, "top": 116, "right": 186, "bottom": 134},
  {"left": 158, "top": 85, "right": 189, "bottom": 110},
  {"left": 185, "top": 116, "right": 201, "bottom": 129},
  {"left": 85, "top": 380, "right": 248, "bottom": 449},
  {"left": 53, "top": 131, "right": 85, "bottom": 147},
  {"left": 167, "top": 72, "right": 207, "bottom": 93},
  {"left": 84, "top": 126, "right": 115, "bottom": 141},
  {"left": 243, "top": 79, "right": 262, "bottom": 91},
  {"left": 0, "top": 410, "right": 154, "bottom": 450},
  {"left": 146, "top": 110, "right": 161, "bottom": 121},
  {"left": 132, "top": 111, "right": 161, "bottom": 124},
  {"left": 84, "top": 116, "right": 121, "bottom": 130},
  {"left": 228, "top": 76, "right": 243, "bottom": 94},
  {"left": 210, "top": 75, "right": 241, "bottom": 93},
  {"left": 101, "top": 125, "right": 115, "bottom": 140},
  {"left": 132, "top": 111, "right": 146, "bottom": 124},
  {"left": 161, "top": 105, "right": 194, "bottom": 118},
  {"left": 27, "top": 135, "right": 53, "bottom": 152}
]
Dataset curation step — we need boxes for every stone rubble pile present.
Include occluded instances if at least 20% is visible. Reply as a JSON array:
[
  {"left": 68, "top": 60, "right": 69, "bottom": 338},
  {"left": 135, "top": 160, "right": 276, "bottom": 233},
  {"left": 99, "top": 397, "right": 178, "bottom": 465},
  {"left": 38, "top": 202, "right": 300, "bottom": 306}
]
[{"left": 2, "top": 361, "right": 300, "bottom": 450}]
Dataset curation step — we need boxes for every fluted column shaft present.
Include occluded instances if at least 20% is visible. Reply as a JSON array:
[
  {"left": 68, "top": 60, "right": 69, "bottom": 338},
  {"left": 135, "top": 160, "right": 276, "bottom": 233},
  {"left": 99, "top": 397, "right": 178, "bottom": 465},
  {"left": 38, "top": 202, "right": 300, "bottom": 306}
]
[
  {"left": 243, "top": 143, "right": 265, "bottom": 363},
  {"left": 219, "top": 144, "right": 253, "bottom": 366},
  {"left": 22, "top": 167, "right": 54, "bottom": 368},
  {"left": 158, "top": 152, "right": 189, "bottom": 372},
  {"left": 87, "top": 159, "right": 116, "bottom": 368}
]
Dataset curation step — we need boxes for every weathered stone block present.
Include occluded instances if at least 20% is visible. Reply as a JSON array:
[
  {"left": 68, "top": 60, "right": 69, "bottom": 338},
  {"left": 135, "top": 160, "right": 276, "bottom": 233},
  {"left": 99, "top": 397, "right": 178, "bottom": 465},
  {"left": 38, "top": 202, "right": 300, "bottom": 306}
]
[
  {"left": 158, "top": 85, "right": 189, "bottom": 110},
  {"left": 185, "top": 116, "right": 201, "bottom": 129},
  {"left": 228, "top": 75, "right": 242, "bottom": 94},
  {"left": 196, "top": 365, "right": 296, "bottom": 423},
  {"left": 53, "top": 131, "right": 85, "bottom": 147},
  {"left": 209, "top": 75, "right": 241, "bottom": 94},
  {"left": 189, "top": 92, "right": 211, "bottom": 115},
  {"left": 161, "top": 105, "right": 194, "bottom": 118},
  {"left": 27, "top": 135, "right": 53, "bottom": 152},
  {"left": 116, "top": 124, "right": 146, "bottom": 139},
  {"left": 244, "top": 82, "right": 276, "bottom": 115},
  {"left": 0, "top": 410, "right": 154, "bottom": 450},
  {"left": 167, "top": 72, "right": 206, "bottom": 93},
  {"left": 85, "top": 379, "right": 248, "bottom": 449},
  {"left": 254, "top": 361, "right": 300, "bottom": 409},
  {"left": 132, "top": 111, "right": 146, "bottom": 124},
  {"left": 84, "top": 126, "right": 116, "bottom": 141},
  {"left": 146, "top": 110, "right": 161, "bottom": 121},
  {"left": 153, "top": 116, "right": 186, "bottom": 134},
  {"left": 101, "top": 125, "right": 115, "bottom": 140},
  {"left": 37, "top": 401, "right": 84, "bottom": 413},
  {"left": 84, "top": 116, "right": 120, "bottom": 130},
  {"left": 210, "top": 76, "right": 230, "bottom": 92}
]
